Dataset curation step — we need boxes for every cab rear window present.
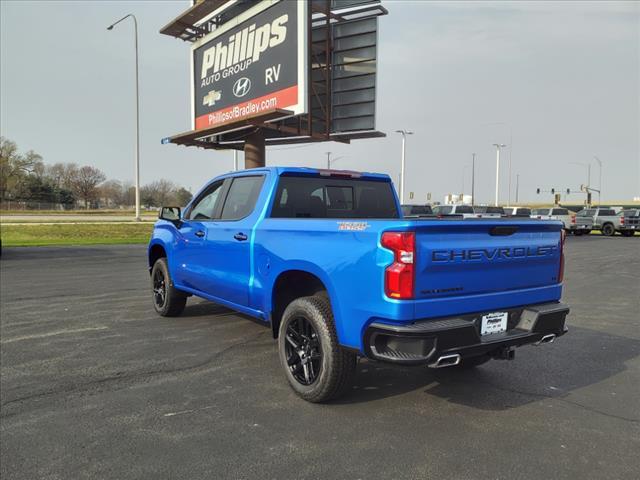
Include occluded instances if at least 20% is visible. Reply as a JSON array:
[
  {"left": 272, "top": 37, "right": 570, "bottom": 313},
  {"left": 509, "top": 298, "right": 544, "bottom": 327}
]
[{"left": 271, "top": 175, "right": 399, "bottom": 219}]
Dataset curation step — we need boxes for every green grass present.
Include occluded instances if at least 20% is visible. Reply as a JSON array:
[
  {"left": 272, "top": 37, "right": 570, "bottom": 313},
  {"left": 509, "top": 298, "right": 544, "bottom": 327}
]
[
  {"left": 0, "top": 223, "right": 154, "bottom": 247},
  {"left": 0, "top": 209, "right": 157, "bottom": 216}
]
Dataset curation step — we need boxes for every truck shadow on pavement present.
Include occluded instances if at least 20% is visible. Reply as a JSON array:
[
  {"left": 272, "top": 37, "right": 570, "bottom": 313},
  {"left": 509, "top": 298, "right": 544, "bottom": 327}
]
[
  {"left": 179, "top": 301, "right": 234, "bottom": 318},
  {"left": 338, "top": 325, "right": 640, "bottom": 413}
]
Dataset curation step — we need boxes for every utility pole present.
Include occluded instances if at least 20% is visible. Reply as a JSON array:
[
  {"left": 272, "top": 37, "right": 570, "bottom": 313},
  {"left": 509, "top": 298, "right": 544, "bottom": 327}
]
[
  {"left": 471, "top": 153, "right": 476, "bottom": 206},
  {"left": 515, "top": 174, "right": 520, "bottom": 204},
  {"left": 107, "top": 14, "right": 141, "bottom": 221},
  {"left": 395, "top": 130, "right": 414, "bottom": 204},
  {"left": 492, "top": 143, "right": 507, "bottom": 206}
]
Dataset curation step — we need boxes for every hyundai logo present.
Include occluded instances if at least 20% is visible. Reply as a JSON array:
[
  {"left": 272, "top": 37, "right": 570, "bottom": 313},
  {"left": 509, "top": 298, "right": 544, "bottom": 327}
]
[{"left": 233, "top": 77, "right": 251, "bottom": 97}]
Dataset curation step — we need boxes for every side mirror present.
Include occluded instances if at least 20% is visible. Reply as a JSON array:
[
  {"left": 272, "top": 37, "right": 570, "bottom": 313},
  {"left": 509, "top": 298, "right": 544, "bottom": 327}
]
[{"left": 159, "top": 206, "right": 182, "bottom": 226}]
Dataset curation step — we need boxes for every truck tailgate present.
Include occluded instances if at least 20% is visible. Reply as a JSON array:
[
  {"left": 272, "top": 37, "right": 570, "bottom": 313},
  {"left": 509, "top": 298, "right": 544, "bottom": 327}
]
[
  {"left": 412, "top": 220, "right": 563, "bottom": 301},
  {"left": 574, "top": 216, "right": 592, "bottom": 227}
]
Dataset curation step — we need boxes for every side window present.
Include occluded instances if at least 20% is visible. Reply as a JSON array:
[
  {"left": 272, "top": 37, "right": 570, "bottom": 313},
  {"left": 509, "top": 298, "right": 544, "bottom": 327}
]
[
  {"left": 187, "top": 181, "right": 224, "bottom": 220},
  {"left": 220, "top": 176, "right": 265, "bottom": 220}
]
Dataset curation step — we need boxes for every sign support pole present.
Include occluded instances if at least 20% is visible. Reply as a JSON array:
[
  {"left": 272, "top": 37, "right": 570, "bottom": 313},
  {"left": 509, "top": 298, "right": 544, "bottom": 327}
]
[{"left": 244, "top": 129, "right": 265, "bottom": 169}]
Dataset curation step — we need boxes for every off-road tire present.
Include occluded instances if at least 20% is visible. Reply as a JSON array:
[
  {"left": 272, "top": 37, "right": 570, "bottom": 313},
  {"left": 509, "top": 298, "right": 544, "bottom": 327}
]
[
  {"left": 151, "top": 257, "right": 187, "bottom": 317},
  {"left": 278, "top": 295, "right": 357, "bottom": 403},
  {"left": 602, "top": 223, "right": 615, "bottom": 236}
]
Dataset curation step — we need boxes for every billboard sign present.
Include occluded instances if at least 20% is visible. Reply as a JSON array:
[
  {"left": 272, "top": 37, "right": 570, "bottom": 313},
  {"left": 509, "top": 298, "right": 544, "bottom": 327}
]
[{"left": 191, "top": 0, "right": 308, "bottom": 131}]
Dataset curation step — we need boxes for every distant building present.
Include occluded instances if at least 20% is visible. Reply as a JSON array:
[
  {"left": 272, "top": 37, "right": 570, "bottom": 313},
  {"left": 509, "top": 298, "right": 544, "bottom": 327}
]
[{"left": 444, "top": 194, "right": 472, "bottom": 205}]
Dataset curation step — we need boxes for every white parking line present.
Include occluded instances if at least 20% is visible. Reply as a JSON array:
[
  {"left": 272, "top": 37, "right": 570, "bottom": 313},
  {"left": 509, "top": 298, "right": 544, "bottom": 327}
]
[{"left": 1, "top": 326, "right": 109, "bottom": 344}]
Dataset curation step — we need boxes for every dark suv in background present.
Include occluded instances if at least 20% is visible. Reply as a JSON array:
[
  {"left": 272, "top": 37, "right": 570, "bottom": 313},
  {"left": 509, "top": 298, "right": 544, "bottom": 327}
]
[{"left": 618, "top": 209, "right": 640, "bottom": 236}]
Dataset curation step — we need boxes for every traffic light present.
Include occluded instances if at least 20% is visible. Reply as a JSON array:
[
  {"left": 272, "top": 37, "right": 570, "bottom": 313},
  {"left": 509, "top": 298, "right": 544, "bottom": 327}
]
[
  {"left": 551, "top": 188, "right": 555, "bottom": 194},
  {"left": 536, "top": 188, "right": 540, "bottom": 194},
  {"left": 566, "top": 188, "right": 570, "bottom": 194}
]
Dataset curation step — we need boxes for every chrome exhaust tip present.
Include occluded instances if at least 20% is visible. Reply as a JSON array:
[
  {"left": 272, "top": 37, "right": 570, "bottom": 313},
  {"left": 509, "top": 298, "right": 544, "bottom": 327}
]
[
  {"left": 428, "top": 353, "right": 462, "bottom": 368},
  {"left": 535, "top": 333, "right": 556, "bottom": 346}
]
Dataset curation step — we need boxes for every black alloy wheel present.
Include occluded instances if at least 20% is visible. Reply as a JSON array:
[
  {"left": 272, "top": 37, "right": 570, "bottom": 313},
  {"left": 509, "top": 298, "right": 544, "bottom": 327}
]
[
  {"left": 150, "top": 257, "right": 187, "bottom": 317},
  {"left": 284, "top": 316, "right": 323, "bottom": 386},
  {"left": 277, "top": 295, "right": 357, "bottom": 402},
  {"left": 153, "top": 267, "right": 167, "bottom": 310}
]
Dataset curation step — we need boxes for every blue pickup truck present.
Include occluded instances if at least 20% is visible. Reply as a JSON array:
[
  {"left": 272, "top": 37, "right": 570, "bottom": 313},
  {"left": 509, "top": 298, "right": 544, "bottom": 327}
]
[{"left": 148, "top": 167, "right": 569, "bottom": 402}]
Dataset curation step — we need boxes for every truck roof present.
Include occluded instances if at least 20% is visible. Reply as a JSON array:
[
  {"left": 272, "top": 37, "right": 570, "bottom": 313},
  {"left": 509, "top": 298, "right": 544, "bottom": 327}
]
[{"left": 227, "top": 166, "right": 392, "bottom": 181}]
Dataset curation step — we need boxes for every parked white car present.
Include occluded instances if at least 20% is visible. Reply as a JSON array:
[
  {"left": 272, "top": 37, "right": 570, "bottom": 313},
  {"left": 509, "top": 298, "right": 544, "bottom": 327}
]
[
  {"left": 531, "top": 207, "right": 593, "bottom": 235},
  {"left": 473, "top": 206, "right": 505, "bottom": 218},
  {"left": 503, "top": 207, "right": 532, "bottom": 217},
  {"left": 432, "top": 204, "right": 477, "bottom": 218}
]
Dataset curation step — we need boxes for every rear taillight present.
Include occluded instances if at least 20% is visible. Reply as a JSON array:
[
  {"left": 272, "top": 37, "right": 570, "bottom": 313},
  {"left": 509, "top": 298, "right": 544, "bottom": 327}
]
[
  {"left": 620, "top": 216, "right": 625, "bottom": 225},
  {"left": 571, "top": 215, "right": 576, "bottom": 224},
  {"left": 558, "top": 230, "right": 566, "bottom": 283},
  {"left": 381, "top": 231, "right": 415, "bottom": 299}
]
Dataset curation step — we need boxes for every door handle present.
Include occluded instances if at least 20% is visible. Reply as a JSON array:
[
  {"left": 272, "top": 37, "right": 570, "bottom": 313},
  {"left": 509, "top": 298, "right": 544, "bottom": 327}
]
[
  {"left": 195, "top": 230, "right": 205, "bottom": 238},
  {"left": 233, "top": 232, "right": 248, "bottom": 241}
]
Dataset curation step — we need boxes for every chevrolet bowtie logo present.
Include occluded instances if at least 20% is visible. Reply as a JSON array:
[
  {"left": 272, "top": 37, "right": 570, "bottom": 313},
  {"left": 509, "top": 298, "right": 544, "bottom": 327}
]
[{"left": 203, "top": 90, "right": 222, "bottom": 107}]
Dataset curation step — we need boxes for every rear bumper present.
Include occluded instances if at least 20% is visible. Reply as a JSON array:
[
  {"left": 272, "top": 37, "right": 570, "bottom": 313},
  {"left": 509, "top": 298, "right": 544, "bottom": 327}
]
[{"left": 363, "top": 302, "right": 569, "bottom": 365}]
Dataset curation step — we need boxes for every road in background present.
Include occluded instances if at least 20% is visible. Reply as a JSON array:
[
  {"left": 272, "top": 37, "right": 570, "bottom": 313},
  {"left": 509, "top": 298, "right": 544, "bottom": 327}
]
[{"left": 1, "top": 238, "right": 638, "bottom": 479}]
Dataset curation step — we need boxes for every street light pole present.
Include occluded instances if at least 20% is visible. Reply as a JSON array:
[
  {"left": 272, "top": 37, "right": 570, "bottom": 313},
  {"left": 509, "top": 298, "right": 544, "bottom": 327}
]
[
  {"left": 508, "top": 131, "right": 513, "bottom": 205},
  {"left": 471, "top": 153, "right": 476, "bottom": 206},
  {"left": 515, "top": 174, "right": 520, "bottom": 204},
  {"left": 492, "top": 143, "right": 507, "bottom": 206},
  {"left": 108, "top": 14, "right": 140, "bottom": 221},
  {"left": 395, "top": 130, "right": 414, "bottom": 204},
  {"left": 326, "top": 152, "right": 345, "bottom": 169},
  {"left": 593, "top": 155, "right": 602, "bottom": 205}
]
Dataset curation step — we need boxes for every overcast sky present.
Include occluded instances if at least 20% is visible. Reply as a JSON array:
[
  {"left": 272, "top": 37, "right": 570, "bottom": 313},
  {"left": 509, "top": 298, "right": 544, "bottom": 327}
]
[{"left": 1, "top": 0, "right": 638, "bottom": 204}]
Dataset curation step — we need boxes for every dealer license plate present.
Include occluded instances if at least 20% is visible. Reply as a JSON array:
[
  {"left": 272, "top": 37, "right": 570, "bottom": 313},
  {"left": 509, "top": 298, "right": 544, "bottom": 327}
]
[{"left": 481, "top": 312, "right": 508, "bottom": 335}]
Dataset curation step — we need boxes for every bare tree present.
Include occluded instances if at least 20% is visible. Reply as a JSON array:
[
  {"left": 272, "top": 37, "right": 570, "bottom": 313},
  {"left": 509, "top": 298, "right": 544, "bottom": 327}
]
[
  {"left": 121, "top": 181, "right": 136, "bottom": 207},
  {"left": 99, "top": 179, "right": 124, "bottom": 207},
  {"left": 61, "top": 163, "right": 79, "bottom": 191},
  {"left": 70, "top": 165, "right": 106, "bottom": 208},
  {"left": 141, "top": 179, "right": 178, "bottom": 207}
]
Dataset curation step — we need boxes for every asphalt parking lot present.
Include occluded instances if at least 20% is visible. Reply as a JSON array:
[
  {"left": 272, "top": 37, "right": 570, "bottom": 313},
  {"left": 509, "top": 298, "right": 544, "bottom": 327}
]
[{"left": 1, "top": 236, "right": 639, "bottom": 479}]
